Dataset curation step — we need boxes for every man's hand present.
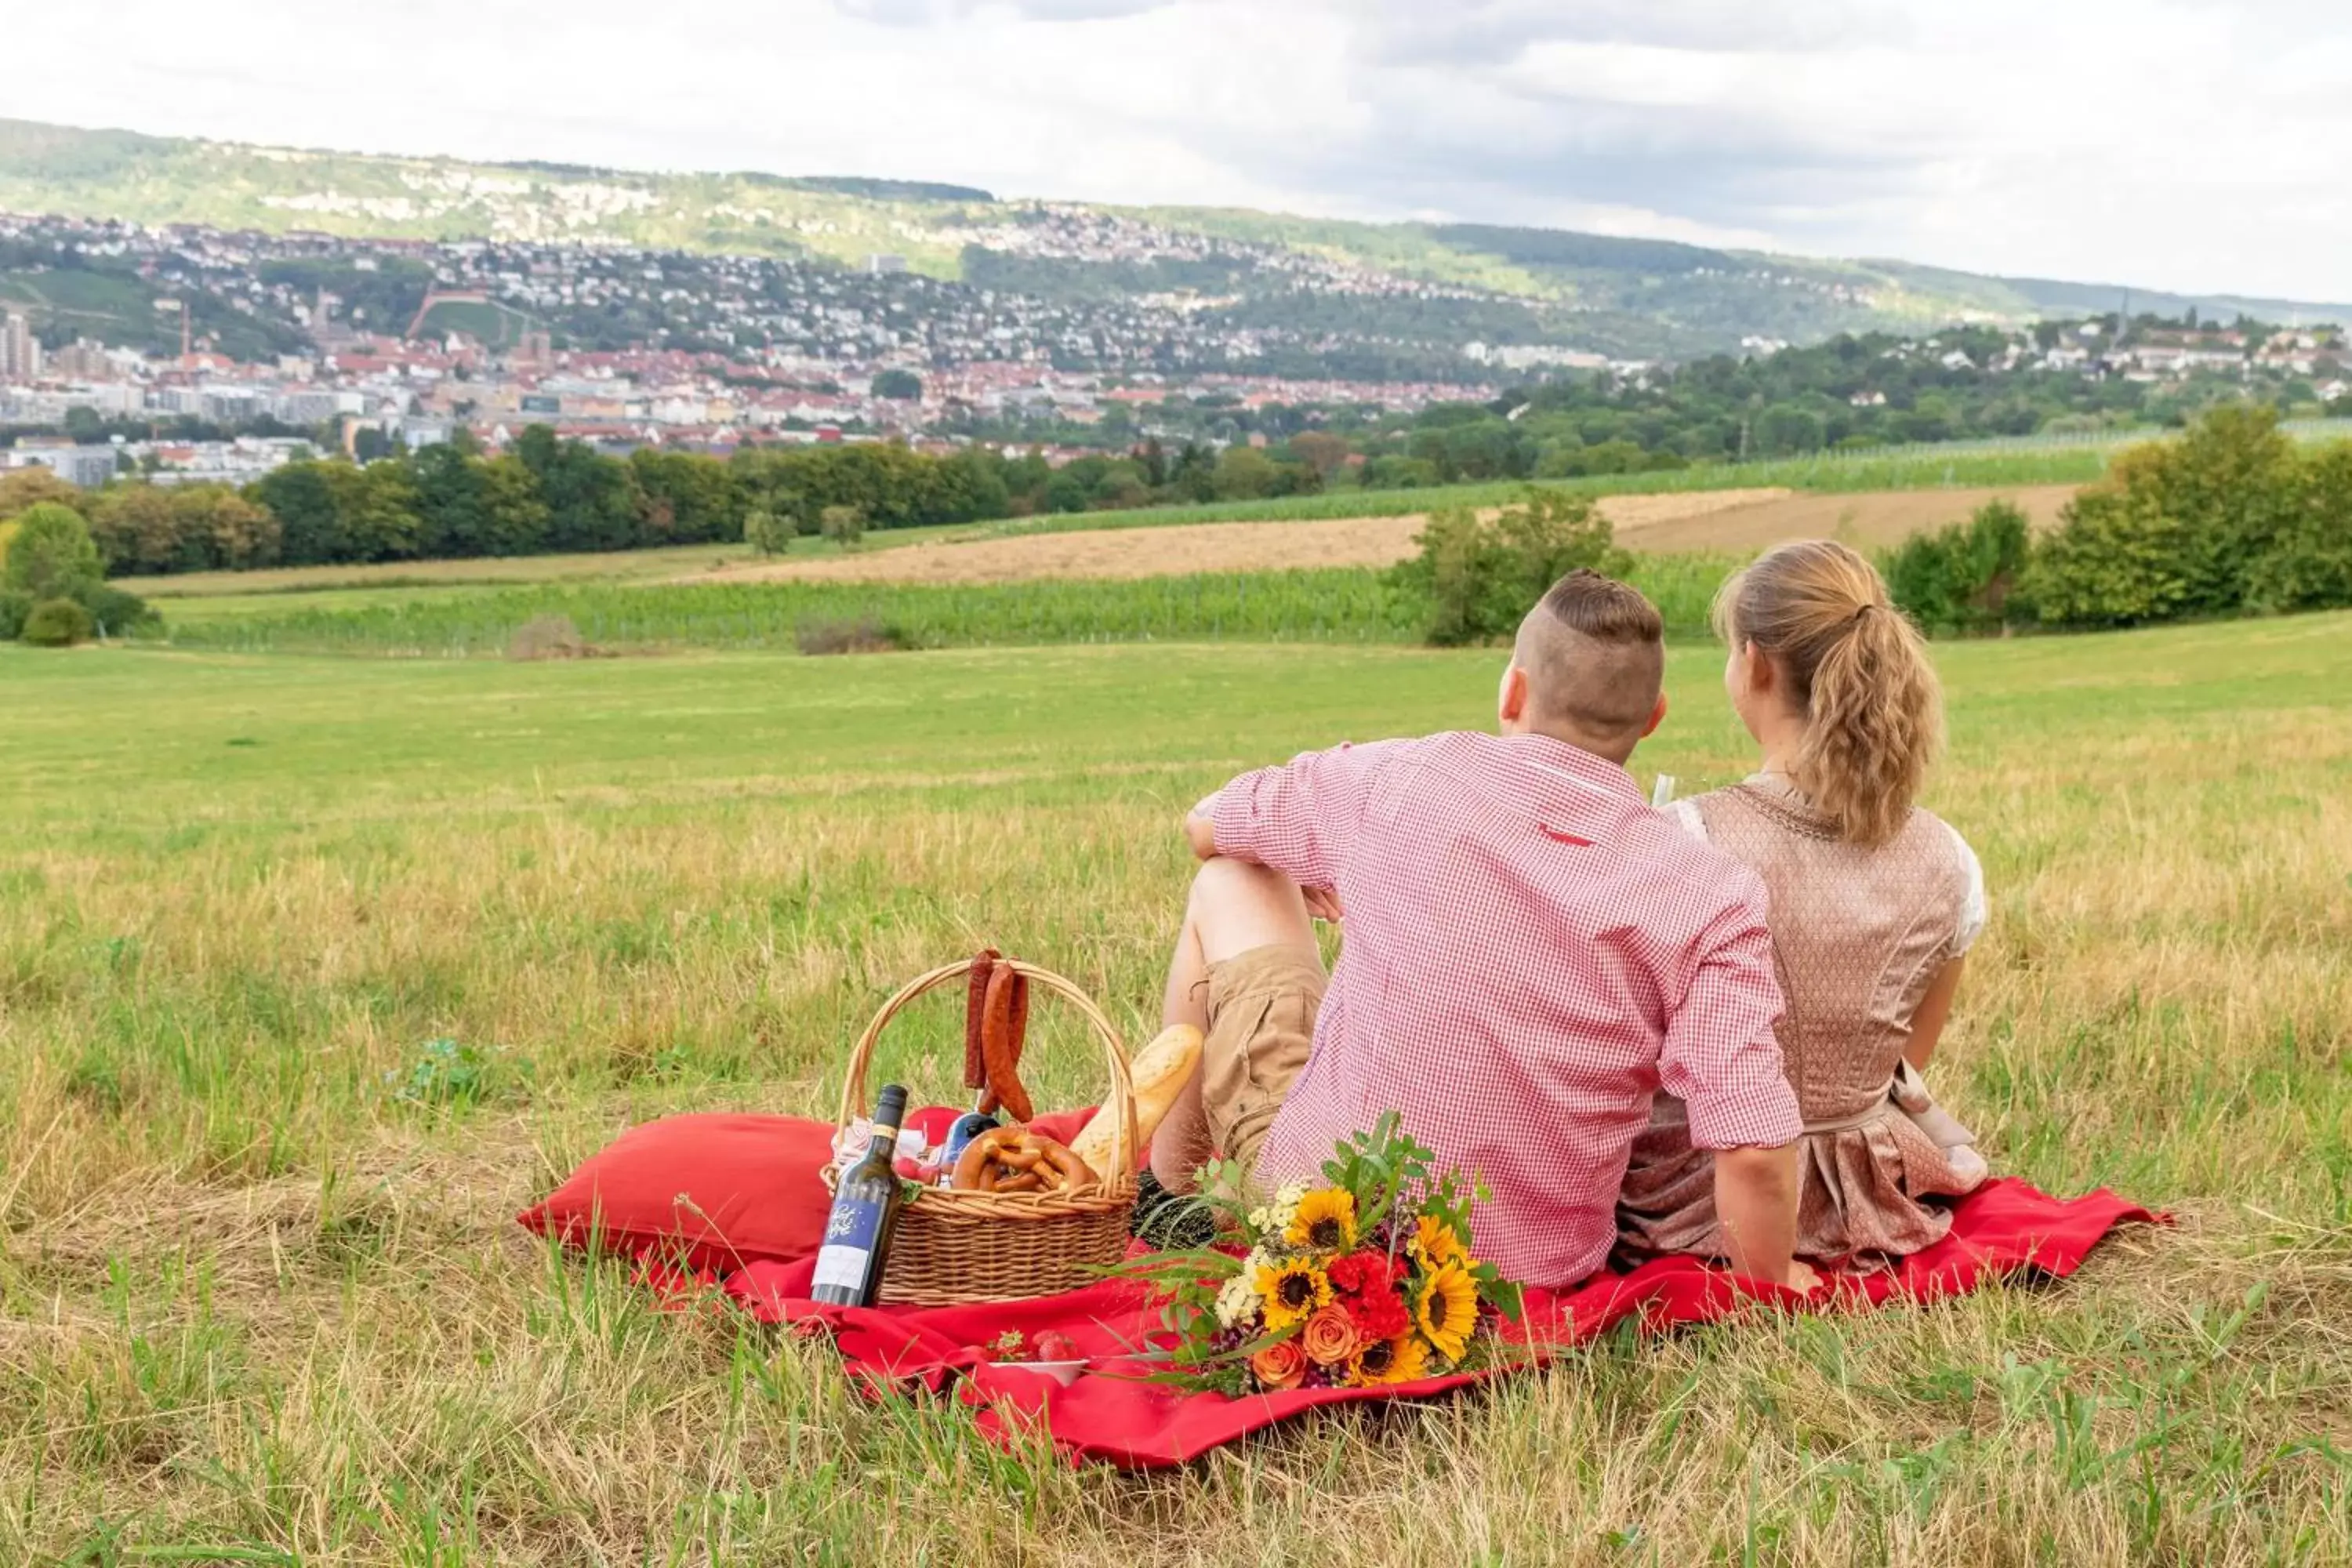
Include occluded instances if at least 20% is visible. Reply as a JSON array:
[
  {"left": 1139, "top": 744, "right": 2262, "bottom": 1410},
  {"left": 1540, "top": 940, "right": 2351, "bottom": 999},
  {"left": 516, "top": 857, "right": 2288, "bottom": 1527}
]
[
  {"left": 1184, "top": 804, "right": 1218, "bottom": 861},
  {"left": 1302, "top": 886, "right": 1345, "bottom": 923}
]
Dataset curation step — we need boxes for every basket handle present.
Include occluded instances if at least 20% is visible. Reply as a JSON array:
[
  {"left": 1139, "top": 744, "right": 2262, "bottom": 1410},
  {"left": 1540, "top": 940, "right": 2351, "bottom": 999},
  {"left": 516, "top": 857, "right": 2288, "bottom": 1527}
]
[{"left": 834, "top": 957, "right": 1137, "bottom": 1181}]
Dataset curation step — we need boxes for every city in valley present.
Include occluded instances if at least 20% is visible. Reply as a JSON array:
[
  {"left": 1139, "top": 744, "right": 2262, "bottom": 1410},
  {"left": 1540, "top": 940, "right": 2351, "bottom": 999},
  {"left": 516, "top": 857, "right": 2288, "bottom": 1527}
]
[{"left": 2, "top": 204, "right": 2343, "bottom": 495}]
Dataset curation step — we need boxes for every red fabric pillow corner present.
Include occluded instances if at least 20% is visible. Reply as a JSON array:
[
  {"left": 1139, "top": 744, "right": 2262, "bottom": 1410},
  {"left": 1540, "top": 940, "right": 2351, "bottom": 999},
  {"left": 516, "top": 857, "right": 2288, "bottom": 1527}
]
[{"left": 517, "top": 1112, "right": 841, "bottom": 1274}]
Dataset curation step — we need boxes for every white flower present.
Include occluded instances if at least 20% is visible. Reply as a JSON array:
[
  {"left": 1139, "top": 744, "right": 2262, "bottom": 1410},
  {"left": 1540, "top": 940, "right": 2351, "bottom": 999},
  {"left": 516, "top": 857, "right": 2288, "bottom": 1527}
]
[
  {"left": 1246, "top": 1207, "right": 1271, "bottom": 1230},
  {"left": 1264, "top": 1183, "right": 1306, "bottom": 1232},
  {"left": 1214, "top": 1272, "right": 1261, "bottom": 1330}
]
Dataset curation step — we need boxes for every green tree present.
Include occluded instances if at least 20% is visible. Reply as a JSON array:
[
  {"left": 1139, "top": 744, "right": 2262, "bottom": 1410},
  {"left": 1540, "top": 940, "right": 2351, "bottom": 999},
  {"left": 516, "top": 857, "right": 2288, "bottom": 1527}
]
[
  {"left": 478, "top": 456, "right": 551, "bottom": 556},
  {"left": 818, "top": 505, "right": 866, "bottom": 550},
  {"left": 324, "top": 459, "right": 424, "bottom": 562},
  {"left": 630, "top": 448, "right": 742, "bottom": 544},
  {"left": 1882, "top": 499, "right": 2032, "bottom": 634},
  {"left": 0, "top": 466, "right": 85, "bottom": 521},
  {"left": 2245, "top": 439, "right": 2352, "bottom": 612},
  {"left": 742, "top": 507, "right": 792, "bottom": 557},
  {"left": 871, "top": 368, "right": 923, "bottom": 400},
  {"left": 518, "top": 426, "right": 643, "bottom": 553},
  {"left": 249, "top": 461, "right": 347, "bottom": 564},
  {"left": 1390, "top": 488, "right": 1632, "bottom": 646},
  {"left": 410, "top": 441, "right": 495, "bottom": 558},
  {"left": 1210, "top": 446, "right": 1280, "bottom": 500},
  {"left": 2, "top": 502, "right": 104, "bottom": 600},
  {"left": 2024, "top": 485, "right": 2194, "bottom": 628}
]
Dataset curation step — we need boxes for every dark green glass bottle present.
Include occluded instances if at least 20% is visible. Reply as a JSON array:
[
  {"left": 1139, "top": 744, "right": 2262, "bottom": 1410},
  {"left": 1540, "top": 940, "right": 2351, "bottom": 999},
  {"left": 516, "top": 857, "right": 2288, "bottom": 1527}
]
[{"left": 811, "top": 1083, "right": 909, "bottom": 1308}]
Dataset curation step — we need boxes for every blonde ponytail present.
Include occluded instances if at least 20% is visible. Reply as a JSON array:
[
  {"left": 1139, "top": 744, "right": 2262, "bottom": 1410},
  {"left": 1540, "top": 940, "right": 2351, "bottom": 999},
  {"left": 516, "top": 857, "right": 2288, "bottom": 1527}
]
[{"left": 1714, "top": 541, "right": 1943, "bottom": 847}]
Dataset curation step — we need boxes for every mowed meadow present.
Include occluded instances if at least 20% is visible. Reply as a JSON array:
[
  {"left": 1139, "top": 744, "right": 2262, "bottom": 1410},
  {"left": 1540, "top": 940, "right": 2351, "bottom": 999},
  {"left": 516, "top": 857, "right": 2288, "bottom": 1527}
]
[{"left": 3, "top": 611, "right": 2350, "bottom": 1564}]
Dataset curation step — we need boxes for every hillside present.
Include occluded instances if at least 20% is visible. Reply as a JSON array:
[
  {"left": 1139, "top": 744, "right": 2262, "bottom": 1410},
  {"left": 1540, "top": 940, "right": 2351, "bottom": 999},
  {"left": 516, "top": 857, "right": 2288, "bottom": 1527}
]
[{"left": 5, "top": 117, "right": 2348, "bottom": 362}]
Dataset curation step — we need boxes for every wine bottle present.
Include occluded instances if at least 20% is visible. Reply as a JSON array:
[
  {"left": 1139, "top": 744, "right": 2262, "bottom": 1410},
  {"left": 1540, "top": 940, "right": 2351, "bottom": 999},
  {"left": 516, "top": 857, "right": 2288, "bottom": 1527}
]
[{"left": 812, "top": 1083, "right": 910, "bottom": 1308}]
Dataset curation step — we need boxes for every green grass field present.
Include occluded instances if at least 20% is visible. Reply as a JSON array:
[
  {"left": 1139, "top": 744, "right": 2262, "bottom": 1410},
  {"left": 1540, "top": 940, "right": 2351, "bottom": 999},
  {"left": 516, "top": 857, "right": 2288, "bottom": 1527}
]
[{"left": 3, "top": 612, "right": 2349, "bottom": 1563}]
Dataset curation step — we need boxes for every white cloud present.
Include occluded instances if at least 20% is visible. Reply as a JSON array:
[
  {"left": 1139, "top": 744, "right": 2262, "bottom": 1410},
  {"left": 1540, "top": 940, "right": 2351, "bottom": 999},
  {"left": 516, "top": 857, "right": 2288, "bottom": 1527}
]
[{"left": 1, "top": 0, "right": 2346, "bottom": 301}]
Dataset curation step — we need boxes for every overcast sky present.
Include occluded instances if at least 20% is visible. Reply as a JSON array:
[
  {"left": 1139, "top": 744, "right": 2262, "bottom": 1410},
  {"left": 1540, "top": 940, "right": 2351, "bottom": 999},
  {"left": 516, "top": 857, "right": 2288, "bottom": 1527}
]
[{"left": 7, "top": 0, "right": 2348, "bottom": 300}]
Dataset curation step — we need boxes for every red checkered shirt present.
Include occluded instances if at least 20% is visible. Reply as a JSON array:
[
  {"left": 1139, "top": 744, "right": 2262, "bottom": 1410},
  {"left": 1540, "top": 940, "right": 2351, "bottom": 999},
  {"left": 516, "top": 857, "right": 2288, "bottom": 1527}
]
[{"left": 1210, "top": 731, "right": 1800, "bottom": 1287}]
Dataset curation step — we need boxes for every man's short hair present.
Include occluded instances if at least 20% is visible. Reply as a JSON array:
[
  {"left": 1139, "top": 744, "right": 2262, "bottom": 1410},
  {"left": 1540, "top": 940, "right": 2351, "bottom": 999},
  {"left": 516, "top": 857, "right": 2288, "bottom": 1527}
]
[{"left": 1515, "top": 570, "right": 1665, "bottom": 751}]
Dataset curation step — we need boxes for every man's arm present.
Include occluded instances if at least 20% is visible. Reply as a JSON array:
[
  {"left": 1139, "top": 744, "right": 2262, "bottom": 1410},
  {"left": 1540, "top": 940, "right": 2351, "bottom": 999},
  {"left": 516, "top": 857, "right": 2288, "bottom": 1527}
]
[
  {"left": 1713, "top": 1145, "right": 1803, "bottom": 1287},
  {"left": 1184, "top": 741, "right": 1395, "bottom": 887},
  {"left": 1660, "top": 877, "right": 1809, "bottom": 1288}
]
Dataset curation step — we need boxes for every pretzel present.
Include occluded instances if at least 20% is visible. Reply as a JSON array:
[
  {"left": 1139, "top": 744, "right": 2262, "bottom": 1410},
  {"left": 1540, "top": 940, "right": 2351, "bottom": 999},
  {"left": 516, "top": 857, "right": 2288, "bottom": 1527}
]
[
  {"left": 948, "top": 1130, "right": 1099, "bottom": 1197},
  {"left": 952, "top": 1127, "right": 1025, "bottom": 1192}
]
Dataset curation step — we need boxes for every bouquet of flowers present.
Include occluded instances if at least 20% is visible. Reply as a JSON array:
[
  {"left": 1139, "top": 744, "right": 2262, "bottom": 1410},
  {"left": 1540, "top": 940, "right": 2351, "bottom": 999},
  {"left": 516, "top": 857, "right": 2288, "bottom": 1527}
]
[{"left": 1122, "top": 1112, "right": 1524, "bottom": 1394}]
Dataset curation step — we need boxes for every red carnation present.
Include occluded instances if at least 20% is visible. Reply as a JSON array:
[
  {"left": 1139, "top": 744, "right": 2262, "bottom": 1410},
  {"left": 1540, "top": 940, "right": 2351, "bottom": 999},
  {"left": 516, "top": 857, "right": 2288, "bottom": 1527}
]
[
  {"left": 1341, "top": 1282, "right": 1411, "bottom": 1341},
  {"left": 1326, "top": 1250, "right": 1388, "bottom": 1297}
]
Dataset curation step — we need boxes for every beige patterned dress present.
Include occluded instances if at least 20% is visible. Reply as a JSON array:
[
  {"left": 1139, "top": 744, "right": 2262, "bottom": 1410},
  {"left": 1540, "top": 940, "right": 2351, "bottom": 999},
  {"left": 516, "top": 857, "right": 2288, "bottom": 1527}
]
[{"left": 1617, "top": 776, "right": 1987, "bottom": 1271}]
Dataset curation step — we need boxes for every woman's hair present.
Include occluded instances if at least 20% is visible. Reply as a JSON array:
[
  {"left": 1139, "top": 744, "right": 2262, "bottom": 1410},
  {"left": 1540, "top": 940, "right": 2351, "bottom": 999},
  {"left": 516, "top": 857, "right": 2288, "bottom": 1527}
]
[{"left": 1713, "top": 540, "right": 1943, "bottom": 847}]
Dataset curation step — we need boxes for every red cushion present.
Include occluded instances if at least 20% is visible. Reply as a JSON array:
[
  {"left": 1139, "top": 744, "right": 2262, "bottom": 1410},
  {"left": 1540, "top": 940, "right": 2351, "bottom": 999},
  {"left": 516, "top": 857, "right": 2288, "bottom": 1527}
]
[
  {"left": 517, "top": 1113, "right": 839, "bottom": 1272},
  {"left": 517, "top": 1106, "right": 1109, "bottom": 1272}
]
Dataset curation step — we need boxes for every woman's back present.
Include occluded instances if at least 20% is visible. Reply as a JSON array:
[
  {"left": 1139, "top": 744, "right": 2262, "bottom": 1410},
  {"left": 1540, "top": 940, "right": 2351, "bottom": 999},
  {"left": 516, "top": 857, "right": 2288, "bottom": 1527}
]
[
  {"left": 1688, "top": 779, "right": 1976, "bottom": 1120},
  {"left": 1618, "top": 775, "right": 1987, "bottom": 1269}
]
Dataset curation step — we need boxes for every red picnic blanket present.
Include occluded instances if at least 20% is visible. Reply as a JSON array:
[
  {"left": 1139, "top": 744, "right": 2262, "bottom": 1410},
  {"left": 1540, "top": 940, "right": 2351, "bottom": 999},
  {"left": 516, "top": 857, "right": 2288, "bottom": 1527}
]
[{"left": 661, "top": 1122, "right": 2154, "bottom": 1469}]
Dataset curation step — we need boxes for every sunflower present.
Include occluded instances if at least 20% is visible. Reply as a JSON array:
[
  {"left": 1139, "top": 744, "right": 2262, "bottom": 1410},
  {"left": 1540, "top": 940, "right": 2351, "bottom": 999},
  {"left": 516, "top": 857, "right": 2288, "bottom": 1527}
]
[
  {"left": 1410, "top": 1214, "right": 1469, "bottom": 1270},
  {"left": 1256, "top": 1258, "right": 1333, "bottom": 1331},
  {"left": 1346, "top": 1330, "right": 1431, "bottom": 1387},
  {"left": 1283, "top": 1189, "right": 1357, "bottom": 1254},
  {"left": 1415, "top": 1261, "right": 1480, "bottom": 1364}
]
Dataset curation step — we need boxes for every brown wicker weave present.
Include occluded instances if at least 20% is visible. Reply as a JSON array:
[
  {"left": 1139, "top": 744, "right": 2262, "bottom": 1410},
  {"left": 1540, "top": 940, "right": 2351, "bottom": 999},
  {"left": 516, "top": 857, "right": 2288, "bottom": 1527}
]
[{"left": 829, "top": 957, "right": 1139, "bottom": 1305}]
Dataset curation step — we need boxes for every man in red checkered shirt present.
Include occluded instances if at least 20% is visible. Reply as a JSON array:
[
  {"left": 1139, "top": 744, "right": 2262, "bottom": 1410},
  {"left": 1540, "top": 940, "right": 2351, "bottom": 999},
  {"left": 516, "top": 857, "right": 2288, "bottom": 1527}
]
[{"left": 1149, "top": 570, "right": 1809, "bottom": 1290}]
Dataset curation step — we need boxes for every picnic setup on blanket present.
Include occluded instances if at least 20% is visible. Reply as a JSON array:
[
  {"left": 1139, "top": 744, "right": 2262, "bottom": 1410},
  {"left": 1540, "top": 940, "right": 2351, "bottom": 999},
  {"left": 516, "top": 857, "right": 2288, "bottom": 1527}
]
[{"left": 519, "top": 953, "right": 2158, "bottom": 1471}]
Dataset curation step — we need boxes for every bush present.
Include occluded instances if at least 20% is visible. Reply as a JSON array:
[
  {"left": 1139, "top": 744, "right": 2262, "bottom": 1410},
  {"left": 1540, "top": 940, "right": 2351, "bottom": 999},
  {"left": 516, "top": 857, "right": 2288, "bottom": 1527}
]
[
  {"left": 2245, "top": 441, "right": 2352, "bottom": 613},
  {"left": 20, "top": 597, "right": 95, "bottom": 647},
  {"left": 1389, "top": 488, "right": 1632, "bottom": 646},
  {"left": 74, "top": 582, "right": 160, "bottom": 637},
  {"left": 507, "top": 614, "right": 598, "bottom": 661},
  {"left": 3, "top": 503, "right": 103, "bottom": 600},
  {"left": 795, "top": 615, "right": 900, "bottom": 655},
  {"left": 0, "top": 589, "right": 30, "bottom": 641},
  {"left": 2015, "top": 408, "right": 2352, "bottom": 630},
  {"left": 1883, "top": 499, "right": 2031, "bottom": 634}
]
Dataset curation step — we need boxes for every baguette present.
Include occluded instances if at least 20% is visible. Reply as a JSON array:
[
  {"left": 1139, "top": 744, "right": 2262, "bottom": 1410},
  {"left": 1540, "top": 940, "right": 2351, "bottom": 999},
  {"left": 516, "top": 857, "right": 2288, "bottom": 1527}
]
[{"left": 1070, "top": 1023, "right": 1202, "bottom": 1178}]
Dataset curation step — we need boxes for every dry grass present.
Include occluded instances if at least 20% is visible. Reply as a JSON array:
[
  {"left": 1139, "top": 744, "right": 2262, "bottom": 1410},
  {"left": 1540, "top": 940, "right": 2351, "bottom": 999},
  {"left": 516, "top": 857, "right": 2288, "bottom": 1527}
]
[
  {"left": 702, "top": 487, "right": 2076, "bottom": 588},
  {"left": 2, "top": 618, "right": 2349, "bottom": 1564}
]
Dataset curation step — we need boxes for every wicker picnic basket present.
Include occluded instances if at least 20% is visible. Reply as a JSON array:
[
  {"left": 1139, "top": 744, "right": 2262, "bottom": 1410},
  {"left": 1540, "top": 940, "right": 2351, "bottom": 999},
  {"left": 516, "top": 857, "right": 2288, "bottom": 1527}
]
[{"left": 829, "top": 956, "right": 1139, "bottom": 1305}]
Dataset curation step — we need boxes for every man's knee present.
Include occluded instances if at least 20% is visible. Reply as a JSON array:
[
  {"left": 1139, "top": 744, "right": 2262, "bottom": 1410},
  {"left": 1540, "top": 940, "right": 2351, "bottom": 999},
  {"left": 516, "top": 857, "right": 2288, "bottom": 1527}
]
[{"left": 1187, "top": 856, "right": 1312, "bottom": 962}]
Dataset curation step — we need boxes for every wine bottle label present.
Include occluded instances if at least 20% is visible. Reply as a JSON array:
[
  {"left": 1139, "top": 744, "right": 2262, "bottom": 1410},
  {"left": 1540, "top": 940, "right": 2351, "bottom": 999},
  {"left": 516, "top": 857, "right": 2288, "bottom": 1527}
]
[{"left": 812, "top": 1196, "right": 886, "bottom": 1296}]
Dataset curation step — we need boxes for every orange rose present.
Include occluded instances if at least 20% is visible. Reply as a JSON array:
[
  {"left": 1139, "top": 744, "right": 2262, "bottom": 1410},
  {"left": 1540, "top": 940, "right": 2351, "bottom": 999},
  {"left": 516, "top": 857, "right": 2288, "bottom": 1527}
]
[
  {"left": 1249, "top": 1337, "right": 1307, "bottom": 1392},
  {"left": 1301, "top": 1303, "right": 1362, "bottom": 1367}
]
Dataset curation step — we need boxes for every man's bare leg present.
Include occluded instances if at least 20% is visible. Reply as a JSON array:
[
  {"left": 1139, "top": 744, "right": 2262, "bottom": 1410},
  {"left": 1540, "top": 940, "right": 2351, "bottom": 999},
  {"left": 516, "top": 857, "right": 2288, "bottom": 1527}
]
[{"left": 1149, "top": 857, "right": 1320, "bottom": 1192}]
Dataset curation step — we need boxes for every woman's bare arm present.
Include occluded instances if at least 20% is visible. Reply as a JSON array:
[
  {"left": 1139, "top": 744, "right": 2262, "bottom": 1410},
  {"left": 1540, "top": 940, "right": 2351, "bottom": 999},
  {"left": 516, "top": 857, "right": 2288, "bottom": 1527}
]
[{"left": 1904, "top": 956, "right": 1967, "bottom": 1072}]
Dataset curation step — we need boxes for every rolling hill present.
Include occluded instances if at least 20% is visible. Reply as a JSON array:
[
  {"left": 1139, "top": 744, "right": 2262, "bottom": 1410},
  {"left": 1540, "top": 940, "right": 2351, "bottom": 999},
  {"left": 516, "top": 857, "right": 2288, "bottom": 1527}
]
[{"left": 2, "top": 116, "right": 2347, "bottom": 361}]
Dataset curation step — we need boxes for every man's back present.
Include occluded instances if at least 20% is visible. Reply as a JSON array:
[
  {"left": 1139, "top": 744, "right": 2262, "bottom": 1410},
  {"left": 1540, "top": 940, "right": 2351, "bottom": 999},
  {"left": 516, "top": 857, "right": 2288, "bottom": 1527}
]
[{"left": 1212, "top": 729, "right": 1798, "bottom": 1285}]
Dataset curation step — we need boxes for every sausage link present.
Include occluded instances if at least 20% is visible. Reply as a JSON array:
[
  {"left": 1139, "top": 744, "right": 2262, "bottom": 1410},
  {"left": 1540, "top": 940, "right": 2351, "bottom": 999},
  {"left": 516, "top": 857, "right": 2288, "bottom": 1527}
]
[
  {"left": 982, "top": 963, "right": 1034, "bottom": 1123},
  {"left": 964, "top": 949, "right": 998, "bottom": 1092}
]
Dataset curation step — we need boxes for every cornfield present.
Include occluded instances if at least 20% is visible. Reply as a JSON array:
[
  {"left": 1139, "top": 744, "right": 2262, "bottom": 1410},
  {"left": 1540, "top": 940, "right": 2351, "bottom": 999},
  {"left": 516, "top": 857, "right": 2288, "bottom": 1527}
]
[{"left": 154, "top": 557, "right": 1743, "bottom": 659}]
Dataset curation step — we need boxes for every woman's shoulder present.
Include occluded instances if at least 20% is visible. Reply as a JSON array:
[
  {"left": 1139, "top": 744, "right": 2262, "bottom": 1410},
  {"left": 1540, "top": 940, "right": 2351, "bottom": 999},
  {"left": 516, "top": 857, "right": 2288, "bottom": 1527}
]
[{"left": 1907, "top": 808, "right": 1988, "bottom": 956}]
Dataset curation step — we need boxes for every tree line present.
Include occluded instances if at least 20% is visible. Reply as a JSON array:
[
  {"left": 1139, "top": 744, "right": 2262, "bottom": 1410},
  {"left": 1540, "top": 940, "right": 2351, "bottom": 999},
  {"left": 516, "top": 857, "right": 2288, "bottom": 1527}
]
[{"left": 45, "top": 426, "right": 1331, "bottom": 578}]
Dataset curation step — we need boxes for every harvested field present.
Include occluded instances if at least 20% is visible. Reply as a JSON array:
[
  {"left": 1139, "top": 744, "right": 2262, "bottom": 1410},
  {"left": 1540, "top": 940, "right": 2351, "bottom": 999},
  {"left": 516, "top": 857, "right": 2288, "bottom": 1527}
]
[{"left": 706, "top": 485, "right": 2078, "bottom": 586}]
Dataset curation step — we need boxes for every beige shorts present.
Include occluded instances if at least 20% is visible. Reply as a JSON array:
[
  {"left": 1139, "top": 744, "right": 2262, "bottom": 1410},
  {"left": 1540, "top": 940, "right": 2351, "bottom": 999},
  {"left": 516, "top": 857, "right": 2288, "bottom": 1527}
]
[{"left": 1201, "top": 944, "right": 1326, "bottom": 1171}]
